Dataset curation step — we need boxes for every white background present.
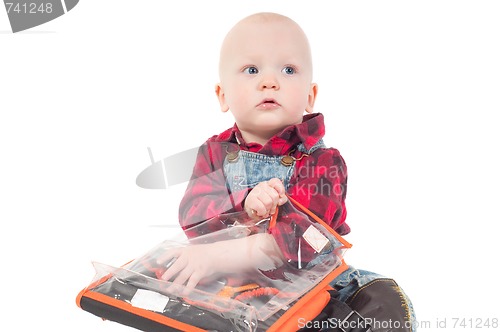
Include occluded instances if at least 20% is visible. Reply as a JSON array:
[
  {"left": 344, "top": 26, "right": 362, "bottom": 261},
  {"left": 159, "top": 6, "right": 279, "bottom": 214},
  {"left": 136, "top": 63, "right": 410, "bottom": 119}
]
[{"left": 1, "top": 1, "right": 499, "bottom": 331}]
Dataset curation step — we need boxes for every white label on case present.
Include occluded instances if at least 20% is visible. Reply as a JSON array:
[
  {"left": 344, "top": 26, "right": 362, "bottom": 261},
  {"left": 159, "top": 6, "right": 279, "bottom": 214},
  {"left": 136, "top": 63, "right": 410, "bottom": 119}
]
[
  {"left": 302, "top": 225, "right": 329, "bottom": 253},
  {"left": 131, "top": 289, "right": 169, "bottom": 312}
]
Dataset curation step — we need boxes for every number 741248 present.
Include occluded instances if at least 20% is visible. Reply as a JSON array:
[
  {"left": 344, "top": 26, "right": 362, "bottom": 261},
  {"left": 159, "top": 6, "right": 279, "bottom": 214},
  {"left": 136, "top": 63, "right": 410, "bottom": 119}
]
[
  {"left": 5, "top": 2, "right": 53, "bottom": 14},
  {"left": 452, "top": 318, "right": 499, "bottom": 329}
]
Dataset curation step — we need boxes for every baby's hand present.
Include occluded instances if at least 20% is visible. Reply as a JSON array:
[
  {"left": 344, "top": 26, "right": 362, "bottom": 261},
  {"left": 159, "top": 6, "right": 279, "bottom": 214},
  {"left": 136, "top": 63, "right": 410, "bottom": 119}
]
[
  {"left": 157, "top": 242, "right": 225, "bottom": 292},
  {"left": 244, "top": 178, "right": 287, "bottom": 219},
  {"left": 156, "top": 234, "right": 283, "bottom": 291}
]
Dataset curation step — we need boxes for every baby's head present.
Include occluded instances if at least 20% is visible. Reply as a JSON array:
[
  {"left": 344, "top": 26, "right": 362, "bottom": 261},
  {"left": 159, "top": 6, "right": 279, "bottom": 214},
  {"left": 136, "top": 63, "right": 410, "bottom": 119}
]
[{"left": 216, "top": 12, "right": 318, "bottom": 145}]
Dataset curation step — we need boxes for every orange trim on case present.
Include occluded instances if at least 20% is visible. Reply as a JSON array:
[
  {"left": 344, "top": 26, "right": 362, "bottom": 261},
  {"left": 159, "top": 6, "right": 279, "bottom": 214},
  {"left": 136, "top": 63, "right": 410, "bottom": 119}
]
[
  {"left": 81, "top": 290, "right": 207, "bottom": 332},
  {"left": 280, "top": 290, "right": 331, "bottom": 330},
  {"left": 286, "top": 194, "right": 352, "bottom": 249},
  {"left": 77, "top": 197, "right": 351, "bottom": 330},
  {"left": 76, "top": 260, "right": 134, "bottom": 309},
  {"left": 268, "top": 207, "right": 279, "bottom": 229},
  {"left": 76, "top": 273, "right": 114, "bottom": 309},
  {"left": 267, "top": 261, "right": 349, "bottom": 332}
]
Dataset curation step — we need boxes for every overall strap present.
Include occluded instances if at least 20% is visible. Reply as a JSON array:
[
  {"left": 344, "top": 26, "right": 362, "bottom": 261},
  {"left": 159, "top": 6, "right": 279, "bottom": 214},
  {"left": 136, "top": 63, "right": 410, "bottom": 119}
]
[{"left": 297, "top": 139, "right": 326, "bottom": 155}]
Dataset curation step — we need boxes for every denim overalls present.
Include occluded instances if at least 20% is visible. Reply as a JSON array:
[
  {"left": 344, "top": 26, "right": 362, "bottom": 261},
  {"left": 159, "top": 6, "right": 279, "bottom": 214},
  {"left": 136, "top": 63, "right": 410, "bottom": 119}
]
[
  {"left": 223, "top": 140, "right": 325, "bottom": 193},
  {"left": 222, "top": 140, "right": 416, "bottom": 330}
]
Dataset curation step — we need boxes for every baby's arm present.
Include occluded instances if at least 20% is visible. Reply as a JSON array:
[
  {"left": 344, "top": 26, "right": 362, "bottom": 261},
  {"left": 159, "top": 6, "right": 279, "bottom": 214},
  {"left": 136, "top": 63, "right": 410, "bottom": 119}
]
[
  {"left": 179, "top": 142, "right": 248, "bottom": 235},
  {"left": 157, "top": 233, "right": 283, "bottom": 290},
  {"left": 161, "top": 178, "right": 287, "bottom": 290}
]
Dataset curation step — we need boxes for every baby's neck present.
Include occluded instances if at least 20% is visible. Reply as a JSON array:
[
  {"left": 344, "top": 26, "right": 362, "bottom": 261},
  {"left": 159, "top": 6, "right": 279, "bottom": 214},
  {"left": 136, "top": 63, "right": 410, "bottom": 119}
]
[{"left": 239, "top": 129, "right": 278, "bottom": 146}]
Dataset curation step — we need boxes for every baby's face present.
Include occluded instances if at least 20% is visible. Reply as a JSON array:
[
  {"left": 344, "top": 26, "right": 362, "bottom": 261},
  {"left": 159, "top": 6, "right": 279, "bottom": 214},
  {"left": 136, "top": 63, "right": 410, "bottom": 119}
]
[{"left": 216, "top": 16, "right": 317, "bottom": 141}]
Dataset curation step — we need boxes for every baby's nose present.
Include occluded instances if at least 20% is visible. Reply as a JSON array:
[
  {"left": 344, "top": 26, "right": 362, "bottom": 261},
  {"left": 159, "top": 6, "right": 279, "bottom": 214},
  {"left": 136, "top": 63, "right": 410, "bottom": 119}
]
[{"left": 260, "top": 76, "right": 279, "bottom": 90}]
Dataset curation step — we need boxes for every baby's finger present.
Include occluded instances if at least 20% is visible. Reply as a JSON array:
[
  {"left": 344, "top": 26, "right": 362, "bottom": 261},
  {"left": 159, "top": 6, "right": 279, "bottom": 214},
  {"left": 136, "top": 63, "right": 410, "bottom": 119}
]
[
  {"left": 184, "top": 272, "right": 203, "bottom": 295},
  {"left": 252, "top": 200, "right": 268, "bottom": 217},
  {"left": 165, "top": 282, "right": 184, "bottom": 297},
  {"left": 156, "top": 248, "right": 180, "bottom": 265},
  {"left": 160, "top": 257, "right": 184, "bottom": 281},
  {"left": 245, "top": 206, "right": 257, "bottom": 219},
  {"left": 259, "top": 189, "right": 278, "bottom": 209},
  {"left": 267, "top": 178, "right": 286, "bottom": 195},
  {"left": 172, "top": 266, "right": 193, "bottom": 287},
  {"left": 266, "top": 195, "right": 279, "bottom": 217},
  {"left": 278, "top": 195, "right": 288, "bottom": 206}
]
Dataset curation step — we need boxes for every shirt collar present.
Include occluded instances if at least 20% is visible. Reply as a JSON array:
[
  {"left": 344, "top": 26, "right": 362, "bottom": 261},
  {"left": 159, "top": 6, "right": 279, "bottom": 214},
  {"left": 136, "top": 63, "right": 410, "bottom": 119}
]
[{"left": 214, "top": 113, "right": 326, "bottom": 155}]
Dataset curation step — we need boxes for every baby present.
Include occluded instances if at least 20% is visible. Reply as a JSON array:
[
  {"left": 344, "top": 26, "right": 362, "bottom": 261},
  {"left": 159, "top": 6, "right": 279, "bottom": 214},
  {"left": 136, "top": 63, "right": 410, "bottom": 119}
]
[
  {"left": 160, "top": 12, "right": 345, "bottom": 288},
  {"left": 158, "top": 12, "right": 415, "bottom": 330}
]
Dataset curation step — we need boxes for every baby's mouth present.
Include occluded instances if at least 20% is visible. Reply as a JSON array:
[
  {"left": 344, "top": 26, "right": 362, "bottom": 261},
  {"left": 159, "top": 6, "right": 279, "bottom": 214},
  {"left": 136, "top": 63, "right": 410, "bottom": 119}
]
[{"left": 257, "top": 99, "right": 281, "bottom": 109}]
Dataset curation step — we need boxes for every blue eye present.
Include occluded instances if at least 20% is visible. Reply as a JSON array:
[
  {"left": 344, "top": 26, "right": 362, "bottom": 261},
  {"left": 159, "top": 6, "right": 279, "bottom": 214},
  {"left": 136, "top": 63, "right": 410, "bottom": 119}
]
[
  {"left": 282, "top": 66, "right": 296, "bottom": 75},
  {"left": 243, "top": 66, "right": 259, "bottom": 74}
]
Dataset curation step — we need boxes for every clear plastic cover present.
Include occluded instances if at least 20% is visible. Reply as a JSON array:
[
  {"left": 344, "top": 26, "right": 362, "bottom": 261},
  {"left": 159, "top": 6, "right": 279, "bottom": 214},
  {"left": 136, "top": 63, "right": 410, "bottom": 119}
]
[
  {"left": 86, "top": 142, "right": 350, "bottom": 331},
  {"left": 86, "top": 199, "right": 350, "bottom": 332}
]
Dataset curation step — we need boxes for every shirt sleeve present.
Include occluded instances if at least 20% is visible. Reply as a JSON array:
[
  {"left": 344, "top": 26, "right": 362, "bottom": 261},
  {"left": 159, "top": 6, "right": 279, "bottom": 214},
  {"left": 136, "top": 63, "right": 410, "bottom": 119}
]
[
  {"left": 178, "top": 141, "right": 248, "bottom": 238},
  {"left": 270, "top": 148, "right": 349, "bottom": 268}
]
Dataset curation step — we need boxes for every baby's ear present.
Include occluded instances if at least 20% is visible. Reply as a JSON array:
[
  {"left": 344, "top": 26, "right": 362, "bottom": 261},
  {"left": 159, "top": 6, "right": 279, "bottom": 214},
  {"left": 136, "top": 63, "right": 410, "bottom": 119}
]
[
  {"left": 305, "top": 83, "right": 318, "bottom": 113},
  {"left": 215, "top": 83, "right": 230, "bottom": 113}
]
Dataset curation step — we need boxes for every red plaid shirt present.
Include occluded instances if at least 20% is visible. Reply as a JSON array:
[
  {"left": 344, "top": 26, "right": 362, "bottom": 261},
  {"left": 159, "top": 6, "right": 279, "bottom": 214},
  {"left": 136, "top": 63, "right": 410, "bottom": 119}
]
[{"left": 178, "top": 113, "right": 349, "bottom": 266}]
